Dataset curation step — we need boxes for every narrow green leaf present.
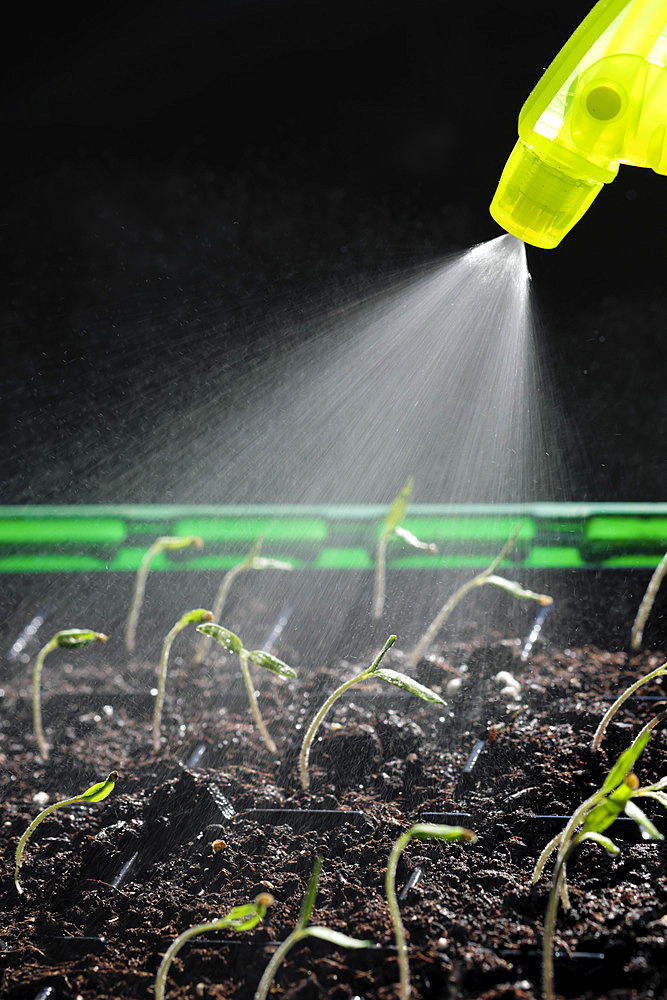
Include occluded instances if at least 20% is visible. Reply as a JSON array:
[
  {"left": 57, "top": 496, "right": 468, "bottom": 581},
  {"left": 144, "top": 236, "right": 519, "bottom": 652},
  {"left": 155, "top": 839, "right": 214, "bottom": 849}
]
[
  {"left": 374, "top": 668, "right": 446, "bottom": 705},
  {"left": 485, "top": 575, "right": 552, "bottom": 605},
  {"left": 222, "top": 901, "right": 271, "bottom": 931},
  {"left": 252, "top": 557, "right": 294, "bottom": 571},
  {"left": 393, "top": 526, "right": 438, "bottom": 553},
  {"left": 582, "top": 781, "right": 635, "bottom": 835},
  {"left": 602, "top": 731, "right": 652, "bottom": 793},
  {"left": 384, "top": 478, "right": 413, "bottom": 535},
  {"left": 159, "top": 535, "right": 203, "bottom": 552},
  {"left": 368, "top": 636, "right": 396, "bottom": 674},
  {"left": 305, "top": 927, "right": 372, "bottom": 949},
  {"left": 56, "top": 629, "right": 107, "bottom": 649},
  {"left": 79, "top": 771, "right": 118, "bottom": 803},
  {"left": 77, "top": 771, "right": 118, "bottom": 802},
  {"left": 248, "top": 535, "right": 264, "bottom": 561},
  {"left": 246, "top": 650, "right": 297, "bottom": 679},
  {"left": 196, "top": 622, "right": 243, "bottom": 654},
  {"left": 299, "top": 857, "right": 323, "bottom": 928},
  {"left": 181, "top": 608, "right": 214, "bottom": 627},
  {"left": 577, "top": 832, "right": 620, "bottom": 855},
  {"left": 639, "top": 776, "right": 667, "bottom": 793},
  {"left": 637, "top": 790, "right": 667, "bottom": 810},
  {"left": 405, "top": 823, "right": 477, "bottom": 843},
  {"left": 624, "top": 800, "right": 664, "bottom": 841}
]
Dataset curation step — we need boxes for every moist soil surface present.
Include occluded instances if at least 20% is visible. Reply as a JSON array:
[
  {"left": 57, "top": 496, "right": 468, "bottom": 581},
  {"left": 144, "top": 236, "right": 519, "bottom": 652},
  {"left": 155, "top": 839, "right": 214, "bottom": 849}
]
[{"left": 2, "top": 633, "right": 667, "bottom": 1000}]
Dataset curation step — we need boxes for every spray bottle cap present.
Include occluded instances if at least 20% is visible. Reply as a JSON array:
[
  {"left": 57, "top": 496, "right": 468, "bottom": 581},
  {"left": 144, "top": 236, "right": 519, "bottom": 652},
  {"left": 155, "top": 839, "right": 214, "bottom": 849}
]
[{"left": 490, "top": 139, "right": 604, "bottom": 249}]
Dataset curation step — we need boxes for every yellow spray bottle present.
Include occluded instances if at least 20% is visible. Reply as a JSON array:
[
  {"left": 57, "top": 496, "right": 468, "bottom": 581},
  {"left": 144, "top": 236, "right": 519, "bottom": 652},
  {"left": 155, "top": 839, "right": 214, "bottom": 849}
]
[{"left": 490, "top": 0, "right": 667, "bottom": 248}]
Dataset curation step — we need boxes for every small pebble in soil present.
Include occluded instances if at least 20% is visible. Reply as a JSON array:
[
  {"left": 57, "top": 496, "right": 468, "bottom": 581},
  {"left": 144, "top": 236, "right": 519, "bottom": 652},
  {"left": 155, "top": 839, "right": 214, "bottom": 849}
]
[{"left": 446, "top": 676, "right": 463, "bottom": 696}]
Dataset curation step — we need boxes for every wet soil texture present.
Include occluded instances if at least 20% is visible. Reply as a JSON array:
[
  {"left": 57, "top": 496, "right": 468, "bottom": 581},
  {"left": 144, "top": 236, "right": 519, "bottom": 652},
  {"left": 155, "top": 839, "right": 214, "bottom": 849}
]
[{"left": 2, "top": 635, "right": 667, "bottom": 1000}]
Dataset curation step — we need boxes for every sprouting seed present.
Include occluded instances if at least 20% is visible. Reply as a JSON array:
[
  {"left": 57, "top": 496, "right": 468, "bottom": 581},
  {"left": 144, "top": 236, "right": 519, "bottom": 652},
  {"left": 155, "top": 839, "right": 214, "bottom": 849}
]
[
  {"left": 155, "top": 892, "right": 273, "bottom": 1000},
  {"left": 532, "top": 730, "right": 667, "bottom": 1000},
  {"left": 196, "top": 622, "right": 297, "bottom": 754},
  {"left": 299, "top": 635, "right": 445, "bottom": 791},
  {"left": 406, "top": 524, "right": 551, "bottom": 669},
  {"left": 372, "top": 478, "right": 437, "bottom": 620},
  {"left": 631, "top": 549, "right": 667, "bottom": 651},
  {"left": 592, "top": 660, "right": 667, "bottom": 750},
  {"left": 253, "top": 857, "right": 371, "bottom": 1000},
  {"left": 15, "top": 770, "right": 117, "bottom": 895},
  {"left": 386, "top": 824, "right": 477, "bottom": 1000},
  {"left": 194, "top": 536, "right": 293, "bottom": 663},
  {"left": 153, "top": 609, "right": 213, "bottom": 752},
  {"left": 125, "top": 535, "right": 203, "bottom": 653},
  {"left": 32, "top": 629, "right": 108, "bottom": 761}
]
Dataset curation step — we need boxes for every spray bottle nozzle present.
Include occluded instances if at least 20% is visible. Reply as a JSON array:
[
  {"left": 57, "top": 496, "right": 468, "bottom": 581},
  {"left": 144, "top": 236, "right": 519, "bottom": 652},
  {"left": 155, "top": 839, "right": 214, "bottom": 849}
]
[
  {"left": 491, "top": 141, "right": 603, "bottom": 249},
  {"left": 490, "top": 0, "right": 667, "bottom": 249}
]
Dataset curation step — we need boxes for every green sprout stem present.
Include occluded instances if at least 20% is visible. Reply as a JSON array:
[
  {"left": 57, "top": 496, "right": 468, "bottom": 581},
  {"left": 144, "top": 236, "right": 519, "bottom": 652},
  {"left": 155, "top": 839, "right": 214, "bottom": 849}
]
[
  {"left": 592, "top": 662, "right": 667, "bottom": 750},
  {"left": 385, "top": 825, "right": 477, "bottom": 1000},
  {"left": 371, "top": 476, "right": 438, "bottom": 621},
  {"left": 253, "top": 857, "right": 370, "bottom": 1000},
  {"left": 406, "top": 524, "right": 551, "bottom": 669},
  {"left": 372, "top": 478, "right": 413, "bottom": 620},
  {"left": 372, "top": 531, "right": 390, "bottom": 620},
  {"left": 542, "top": 832, "right": 618, "bottom": 1000},
  {"left": 194, "top": 537, "right": 292, "bottom": 664},
  {"left": 155, "top": 893, "right": 273, "bottom": 1000},
  {"left": 240, "top": 646, "right": 277, "bottom": 754},
  {"left": 631, "top": 550, "right": 667, "bottom": 651},
  {"left": 32, "top": 629, "right": 107, "bottom": 761},
  {"left": 196, "top": 622, "right": 297, "bottom": 755},
  {"left": 15, "top": 770, "right": 117, "bottom": 894},
  {"left": 153, "top": 609, "right": 213, "bottom": 752},
  {"left": 125, "top": 535, "right": 202, "bottom": 653},
  {"left": 299, "top": 635, "right": 446, "bottom": 792},
  {"left": 300, "top": 637, "right": 397, "bottom": 790},
  {"left": 534, "top": 728, "right": 667, "bottom": 1000}
]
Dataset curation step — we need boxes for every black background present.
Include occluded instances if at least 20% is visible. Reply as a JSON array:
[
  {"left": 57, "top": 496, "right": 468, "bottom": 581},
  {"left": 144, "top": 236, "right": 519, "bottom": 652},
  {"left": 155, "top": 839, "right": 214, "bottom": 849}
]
[{"left": 2, "top": 0, "right": 665, "bottom": 503}]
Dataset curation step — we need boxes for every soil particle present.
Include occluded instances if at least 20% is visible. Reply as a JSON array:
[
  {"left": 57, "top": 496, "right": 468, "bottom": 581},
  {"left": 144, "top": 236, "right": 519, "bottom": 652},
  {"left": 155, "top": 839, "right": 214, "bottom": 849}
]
[{"left": 2, "top": 639, "right": 667, "bottom": 999}]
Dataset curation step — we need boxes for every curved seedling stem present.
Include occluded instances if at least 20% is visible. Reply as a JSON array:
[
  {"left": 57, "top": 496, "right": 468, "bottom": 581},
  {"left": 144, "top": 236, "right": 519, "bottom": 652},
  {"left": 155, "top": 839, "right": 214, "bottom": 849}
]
[
  {"left": 253, "top": 858, "right": 370, "bottom": 1000},
  {"left": 385, "top": 825, "right": 476, "bottom": 1000},
  {"left": 32, "top": 629, "right": 107, "bottom": 760},
  {"left": 156, "top": 893, "right": 273, "bottom": 1000},
  {"left": 153, "top": 609, "right": 212, "bottom": 752},
  {"left": 406, "top": 524, "right": 550, "bottom": 669},
  {"left": 125, "top": 536, "right": 202, "bottom": 653},
  {"left": 593, "top": 663, "right": 667, "bottom": 750},
  {"left": 196, "top": 622, "right": 297, "bottom": 755},
  {"left": 631, "top": 550, "right": 667, "bottom": 651},
  {"left": 15, "top": 771, "right": 117, "bottom": 894}
]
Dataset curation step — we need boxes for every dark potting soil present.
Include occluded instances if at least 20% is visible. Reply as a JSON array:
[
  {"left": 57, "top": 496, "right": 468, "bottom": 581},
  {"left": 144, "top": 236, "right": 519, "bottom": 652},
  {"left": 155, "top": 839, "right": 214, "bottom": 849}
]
[{"left": 2, "top": 636, "right": 667, "bottom": 1000}]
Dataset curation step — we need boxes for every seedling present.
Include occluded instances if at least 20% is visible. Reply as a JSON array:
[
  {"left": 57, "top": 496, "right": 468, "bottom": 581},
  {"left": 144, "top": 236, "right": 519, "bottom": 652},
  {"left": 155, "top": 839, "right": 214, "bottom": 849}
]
[
  {"left": 155, "top": 892, "right": 273, "bottom": 1000},
  {"left": 196, "top": 622, "right": 297, "bottom": 754},
  {"left": 153, "top": 608, "right": 213, "bottom": 752},
  {"left": 532, "top": 730, "right": 667, "bottom": 1000},
  {"left": 372, "top": 478, "right": 437, "bottom": 619},
  {"left": 631, "top": 549, "right": 667, "bottom": 650},
  {"left": 299, "top": 635, "right": 445, "bottom": 791},
  {"left": 406, "top": 524, "right": 551, "bottom": 668},
  {"left": 15, "top": 770, "right": 117, "bottom": 894},
  {"left": 593, "top": 660, "right": 667, "bottom": 750},
  {"left": 32, "top": 628, "right": 108, "bottom": 760},
  {"left": 253, "top": 857, "right": 371, "bottom": 1000},
  {"left": 125, "top": 535, "right": 203, "bottom": 653},
  {"left": 386, "top": 824, "right": 476, "bottom": 1000},
  {"left": 194, "top": 536, "right": 293, "bottom": 663}
]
